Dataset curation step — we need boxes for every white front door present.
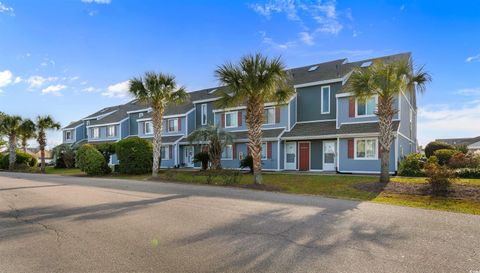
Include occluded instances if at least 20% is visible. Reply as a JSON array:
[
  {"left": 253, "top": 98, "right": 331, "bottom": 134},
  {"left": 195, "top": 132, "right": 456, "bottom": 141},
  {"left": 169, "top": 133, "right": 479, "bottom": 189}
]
[
  {"left": 184, "top": 146, "right": 194, "bottom": 167},
  {"left": 323, "top": 141, "right": 336, "bottom": 171},
  {"left": 285, "top": 142, "right": 297, "bottom": 170}
]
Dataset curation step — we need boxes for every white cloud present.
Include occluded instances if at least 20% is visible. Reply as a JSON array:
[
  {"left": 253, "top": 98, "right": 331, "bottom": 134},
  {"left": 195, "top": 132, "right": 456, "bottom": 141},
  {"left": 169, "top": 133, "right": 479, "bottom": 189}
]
[
  {"left": 13, "top": 76, "right": 22, "bottom": 84},
  {"left": 82, "top": 86, "right": 100, "bottom": 93},
  {"left": 0, "top": 70, "right": 13, "bottom": 87},
  {"left": 299, "top": 32, "right": 314, "bottom": 45},
  {"left": 27, "top": 75, "right": 58, "bottom": 88},
  {"left": 42, "top": 84, "right": 66, "bottom": 96},
  {"left": 466, "top": 54, "right": 480, "bottom": 62},
  {"left": 260, "top": 31, "right": 296, "bottom": 50},
  {"left": 81, "top": 0, "right": 111, "bottom": 4},
  {"left": 102, "top": 80, "right": 130, "bottom": 98},
  {"left": 0, "top": 2, "right": 14, "bottom": 16},
  {"left": 456, "top": 87, "right": 480, "bottom": 96}
]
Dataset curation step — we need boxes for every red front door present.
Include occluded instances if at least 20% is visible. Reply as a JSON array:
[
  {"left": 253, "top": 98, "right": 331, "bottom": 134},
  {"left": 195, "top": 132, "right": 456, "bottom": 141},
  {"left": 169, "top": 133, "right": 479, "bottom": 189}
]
[{"left": 299, "top": 142, "right": 310, "bottom": 171}]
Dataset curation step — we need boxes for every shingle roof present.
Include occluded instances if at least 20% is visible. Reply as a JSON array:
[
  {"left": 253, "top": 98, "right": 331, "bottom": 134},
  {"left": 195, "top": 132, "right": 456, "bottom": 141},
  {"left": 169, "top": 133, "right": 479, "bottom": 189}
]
[
  {"left": 88, "top": 100, "right": 148, "bottom": 126},
  {"left": 436, "top": 136, "right": 480, "bottom": 146},
  {"left": 63, "top": 120, "right": 83, "bottom": 130},
  {"left": 282, "top": 121, "right": 400, "bottom": 139},
  {"left": 132, "top": 135, "right": 183, "bottom": 143},
  {"left": 230, "top": 128, "right": 285, "bottom": 141}
]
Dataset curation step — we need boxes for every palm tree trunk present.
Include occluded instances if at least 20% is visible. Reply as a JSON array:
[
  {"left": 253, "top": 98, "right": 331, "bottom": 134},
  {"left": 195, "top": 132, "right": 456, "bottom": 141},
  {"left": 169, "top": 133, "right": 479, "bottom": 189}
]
[
  {"left": 377, "top": 96, "right": 396, "bottom": 183},
  {"left": 246, "top": 98, "right": 264, "bottom": 184},
  {"left": 40, "top": 144, "right": 46, "bottom": 173},
  {"left": 8, "top": 134, "right": 16, "bottom": 171},
  {"left": 209, "top": 139, "right": 222, "bottom": 170},
  {"left": 22, "top": 139, "right": 27, "bottom": 153},
  {"left": 152, "top": 106, "right": 164, "bottom": 177}
]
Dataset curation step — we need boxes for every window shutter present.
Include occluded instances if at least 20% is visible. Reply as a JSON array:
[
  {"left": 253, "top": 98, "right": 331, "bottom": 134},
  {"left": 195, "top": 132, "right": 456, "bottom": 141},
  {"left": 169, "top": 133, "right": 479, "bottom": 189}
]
[
  {"left": 114, "top": 126, "right": 117, "bottom": 137},
  {"left": 267, "top": 142, "right": 272, "bottom": 159},
  {"left": 178, "top": 118, "right": 181, "bottom": 131},
  {"left": 348, "top": 139, "right": 354, "bottom": 158},
  {"left": 232, "top": 144, "right": 236, "bottom": 159},
  {"left": 275, "top": 106, "right": 280, "bottom": 123},
  {"left": 221, "top": 113, "right": 225, "bottom": 128},
  {"left": 169, "top": 145, "right": 173, "bottom": 160},
  {"left": 349, "top": 97, "right": 355, "bottom": 117},
  {"left": 238, "top": 112, "right": 242, "bottom": 126}
]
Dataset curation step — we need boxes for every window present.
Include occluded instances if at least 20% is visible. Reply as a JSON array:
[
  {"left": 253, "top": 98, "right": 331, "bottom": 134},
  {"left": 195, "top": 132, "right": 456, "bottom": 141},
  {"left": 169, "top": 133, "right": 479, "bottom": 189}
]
[
  {"left": 201, "top": 104, "right": 208, "bottom": 125},
  {"left": 356, "top": 96, "right": 377, "bottom": 117},
  {"left": 168, "top": 119, "right": 178, "bottom": 132},
  {"left": 91, "top": 127, "right": 100, "bottom": 139},
  {"left": 222, "top": 144, "right": 233, "bottom": 159},
  {"left": 263, "top": 108, "right": 275, "bottom": 124},
  {"left": 321, "top": 86, "right": 330, "bottom": 114},
  {"left": 144, "top": 121, "right": 153, "bottom": 134},
  {"left": 86, "top": 120, "right": 90, "bottom": 126},
  {"left": 225, "top": 112, "right": 238, "bottom": 128},
  {"left": 106, "top": 125, "right": 116, "bottom": 137},
  {"left": 355, "top": 138, "right": 377, "bottom": 159},
  {"left": 160, "top": 146, "right": 169, "bottom": 160},
  {"left": 65, "top": 131, "right": 72, "bottom": 141},
  {"left": 261, "top": 143, "right": 267, "bottom": 159},
  {"left": 139, "top": 112, "right": 144, "bottom": 118}
]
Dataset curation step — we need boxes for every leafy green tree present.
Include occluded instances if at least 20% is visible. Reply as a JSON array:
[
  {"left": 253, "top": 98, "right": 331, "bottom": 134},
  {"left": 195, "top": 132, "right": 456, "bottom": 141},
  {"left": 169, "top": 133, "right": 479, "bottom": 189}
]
[
  {"left": 35, "top": 115, "right": 61, "bottom": 173},
  {"left": 129, "top": 72, "right": 188, "bottom": 176},
  {"left": 347, "top": 57, "right": 431, "bottom": 183},
  {"left": 18, "top": 119, "right": 36, "bottom": 152},
  {"left": 215, "top": 53, "right": 293, "bottom": 184},
  {"left": 0, "top": 115, "right": 23, "bottom": 170},
  {"left": 187, "top": 125, "right": 233, "bottom": 170}
]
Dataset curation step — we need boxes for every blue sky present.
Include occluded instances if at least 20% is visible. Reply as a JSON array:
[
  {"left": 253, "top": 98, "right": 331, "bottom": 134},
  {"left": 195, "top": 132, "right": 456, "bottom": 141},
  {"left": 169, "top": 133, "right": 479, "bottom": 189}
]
[{"left": 1, "top": 0, "right": 479, "bottom": 147}]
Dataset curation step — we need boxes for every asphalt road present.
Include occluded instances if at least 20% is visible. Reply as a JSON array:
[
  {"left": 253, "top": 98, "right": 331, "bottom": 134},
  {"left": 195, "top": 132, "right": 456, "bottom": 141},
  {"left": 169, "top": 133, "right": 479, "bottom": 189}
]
[{"left": 0, "top": 172, "right": 479, "bottom": 273}]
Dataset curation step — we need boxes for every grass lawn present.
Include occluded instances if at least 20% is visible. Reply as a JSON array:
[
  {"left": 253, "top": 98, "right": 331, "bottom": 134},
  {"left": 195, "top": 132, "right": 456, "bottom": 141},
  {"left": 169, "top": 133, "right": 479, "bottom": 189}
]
[{"left": 41, "top": 167, "right": 480, "bottom": 215}]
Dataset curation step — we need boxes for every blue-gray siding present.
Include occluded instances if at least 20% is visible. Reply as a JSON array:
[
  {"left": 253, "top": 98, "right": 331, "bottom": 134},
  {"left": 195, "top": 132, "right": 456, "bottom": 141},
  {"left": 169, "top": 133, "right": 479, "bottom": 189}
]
[
  {"left": 296, "top": 82, "right": 339, "bottom": 122},
  {"left": 338, "top": 138, "right": 396, "bottom": 173}
]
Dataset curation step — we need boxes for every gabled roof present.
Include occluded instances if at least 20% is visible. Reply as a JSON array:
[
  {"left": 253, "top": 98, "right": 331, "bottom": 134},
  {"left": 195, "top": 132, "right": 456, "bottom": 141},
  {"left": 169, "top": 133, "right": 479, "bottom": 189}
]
[
  {"left": 63, "top": 120, "right": 83, "bottom": 130},
  {"left": 229, "top": 128, "right": 285, "bottom": 141},
  {"left": 436, "top": 136, "right": 480, "bottom": 146},
  {"left": 87, "top": 100, "right": 147, "bottom": 126}
]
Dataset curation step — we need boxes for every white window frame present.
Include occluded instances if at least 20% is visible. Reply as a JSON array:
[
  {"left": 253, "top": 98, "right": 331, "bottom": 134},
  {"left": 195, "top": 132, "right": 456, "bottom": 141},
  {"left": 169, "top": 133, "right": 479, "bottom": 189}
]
[
  {"left": 139, "top": 112, "right": 144, "bottom": 118},
  {"left": 321, "top": 86, "right": 330, "bottom": 114},
  {"left": 160, "top": 146, "right": 169, "bottom": 160},
  {"left": 65, "top": 130, "right": 73, "bottom": 141},
  {"left": 167, "top": 118, "right": 179, "bottom": 132},
  {"left": 106, "top": 125, "right": 116, "bottom": 137},
  {"left": 224, "top": 111, "right": 238, "bottom": 128},
  {"left": 221, "top": 144, "right": 233, "bottom": 160},
  {"left": 144, "top": 121, "right": 153, "bottom": 134},
  {"left": 355, "top": 96, "right": 378, "bottom": 117},
  {"left": 263, "top": 108, "right": 275, "bottom": 125},
  {"left": 261, "top": 142, "right": 268, "bottom": 159},
  {"left": 91, "top": 127, "right": 100, "bottom": 139},
  {"left": 354, "top": 137, "right": 378, "bottom": 160},
  {"left": 201, "top": 104, "right": 208, "bottom": 125}
]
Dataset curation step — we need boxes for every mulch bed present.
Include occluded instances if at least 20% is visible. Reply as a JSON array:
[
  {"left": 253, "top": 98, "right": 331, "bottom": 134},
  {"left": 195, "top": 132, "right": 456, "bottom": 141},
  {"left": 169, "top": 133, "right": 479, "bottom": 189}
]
[{"left": 355, "top": 182, "right": 480, "bottom": 201}]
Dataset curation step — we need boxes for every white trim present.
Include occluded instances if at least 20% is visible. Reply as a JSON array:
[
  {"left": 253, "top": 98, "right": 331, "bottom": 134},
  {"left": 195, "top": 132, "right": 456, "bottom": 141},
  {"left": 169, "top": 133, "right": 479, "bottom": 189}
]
[
  {"left": 282, "top": 132, "right": 379, "bottom": 141},
  {"left": 321, "top": 85, "right": 331, "bottom": 114},
  {"left": 336, "top": 137, "right": 340, "bottom": 169},
  {"left": 277, "top": 139, "right": 281, "bottom": 171},
  {"left": 192, "top": 98, "right": 219, "bottom": 104},
  {"left": 296, "top": 119, "right": 336, "bottom": 124},
  {"left": 322, "top": 140, "right": 336, "bottom": 171},
  {"left": 339, "top": 170, "right": 396, "bottom": 174},
  {"left": 355, "top": 96, "right": 378, "bottom": 118},
  {"left": 284, "top": 141, "right": 297, "bottom": 170},
  {"left": 82, "top": 110, "right": 117, "bottom": 121},
  {"left": 354, "top": 137, "right": 378, "bottom": 160},
  {"left": 339, "top": 119, "right": 400, "bottom": 126},
  {"left": 293, "top": 78, "right": 343, "bottom": 88},
  {"left": 212, "top": 101, "right": 289, "bottom": 113},
  {"left": 395, "top": 136, "right": 399, "bottom": 172},
  {"left": 397, "top": 131, "right": 415, "bottom": 143},
  {"left": 62, "top": 123, "right": 83, "bottom": 130},
  {"left": 224, "top": 111, "right": 238, "bottom": 128},
  {"left": 221, "top": 144, "right": 234, "bottom": 160},
  {"left": 64, "top": 130, "right": 74, "bottom": 142},
  {"left": 106, "top": 125, "right": 117, "bottom": 138},
  {"left": 127, "top": 108, "right": 152, "bottom": 114},
  {"left": 263, "top": 107, "right": 276, "bottom": 125},
  {"left": 335, "top": 97, "right": 339, "bottom": 129},
  {"left": 167, "top": 118, "right": 180, "bottom": 133},
  {"left": 86, "top": 117, "right": 128, "bottom": 128},
  {"left": 201, "top": 104, "right": 208, "bottom": 125},
  {"left": 336, "top": 92, "right": 353, "bottom": 98},
  {"left": 401, "top": 90, "right": 416, "bottom": 113}
]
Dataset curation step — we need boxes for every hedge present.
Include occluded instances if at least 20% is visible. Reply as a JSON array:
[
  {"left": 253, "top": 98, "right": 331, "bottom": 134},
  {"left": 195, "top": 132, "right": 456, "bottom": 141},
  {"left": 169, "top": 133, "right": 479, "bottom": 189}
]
[
  {"left": 116, "top": 137, "right": 153, "bottom": 174},
  {"left": 0, "top": 151, "right": 37, "bottom": 170},
  {"left": 76, "top": 144, "right": 111, "bottom": 175},
  {"left": 424, "top": 141, "right": 454, "bottom": 158}
]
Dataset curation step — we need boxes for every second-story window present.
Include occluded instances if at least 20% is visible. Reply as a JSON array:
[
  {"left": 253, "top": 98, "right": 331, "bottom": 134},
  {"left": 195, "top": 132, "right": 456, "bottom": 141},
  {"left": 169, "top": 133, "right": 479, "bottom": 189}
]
[
  {"left": 225, "top": 112, "right": 238, "bottom": 128},
  {"left": 65, "top": 131, "right": 72, "bottom": 141},
  {"left": 106, "top": 125, "right": 116, "bottom": 137},
  {"left": 356, "top": 96, "right": 377, "bottom": 117},
  {"left": 144, "top": 121, "right": 153, "bottom": 134},
  {"left": 321, "top": 86, "right": 330, "bottom": 114},
  {"left": 168, "top": 119, "right": 179, "bottom": 132},
  {"left": 201, "top": 104, "right": 208, "bottom": 125},
  {"left": 263, "top": 108, "right": 275, "bottom": 124},
  {"left": 91, "top": 127, "right": 100, "bottom": 139}
]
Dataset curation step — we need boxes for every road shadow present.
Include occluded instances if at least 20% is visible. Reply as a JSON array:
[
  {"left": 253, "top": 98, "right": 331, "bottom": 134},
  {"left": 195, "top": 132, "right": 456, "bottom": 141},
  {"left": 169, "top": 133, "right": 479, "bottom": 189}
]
[{"left": 0, "top": 184, "right": 67, "bottom": 192}]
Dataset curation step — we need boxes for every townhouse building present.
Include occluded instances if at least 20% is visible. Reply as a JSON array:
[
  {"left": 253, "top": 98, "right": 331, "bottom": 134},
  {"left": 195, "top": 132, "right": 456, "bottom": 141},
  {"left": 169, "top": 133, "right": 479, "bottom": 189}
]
[{"left": 62, "top": 52, "right": 418, "bottom": 174}]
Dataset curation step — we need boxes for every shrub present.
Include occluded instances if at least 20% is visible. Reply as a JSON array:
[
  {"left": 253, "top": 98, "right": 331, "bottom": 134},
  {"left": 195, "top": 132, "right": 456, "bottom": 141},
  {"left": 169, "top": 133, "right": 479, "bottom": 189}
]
[
  {"left": 93, "top": 143, "right": 116, "bottom": 163},
  {"left": 448, "top": 152, "right": 468, "bottom": 169},
  {"left": 240, "top": 155, "right": 253, "bottom": 173},
  {"left": 424, "top": 162, "right": 455, "bottom": 196},
  {"left": 455, "top": 144, "right": 469, "bottom": 154},
  {"left": 434, "top": 149, "right": 458, "bottom": 165},
  {"left": 424, "top": 141, "right": 454, "bottom": 158},
  {"left": 398, "top": 153, "right": 426, "bottom": 177},
  {"left": 193, "top": 151, "right": 209, "bottom": 170},
  {"left": 456, "top": 168, "right": 480, "bottom": 179},
  {"left": 0, "top": 151, "right": 37, "bottom": 170},
  {"left": 53, "top": 144, "right": 76, "bottom": 168},
  {"left": 76, "top": 144, "right": 111, "bottom": 175},
  {"left": 116, "top": 137, "right": 153, "bottom": 174}
]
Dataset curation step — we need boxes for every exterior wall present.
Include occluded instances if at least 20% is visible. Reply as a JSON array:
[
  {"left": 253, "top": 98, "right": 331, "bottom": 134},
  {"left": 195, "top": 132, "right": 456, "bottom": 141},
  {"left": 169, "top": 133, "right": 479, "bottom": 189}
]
[
  {"left": 289, "top": 96, "right": 297, "bottom": 129},
  {"left": 220, "top": 142, "right": 278, "bottom": 170},
  {"left": 195, "top": 101, "right": 215, "bottom": 128},
  {"left": 310, "top": 140, "right": 324, "bottom": 170},
  {"left": 87, "top": 124, "right": 120, "bottom": 142},
  {"left": 296, "top": 82, "right": 339, "bottom": 122},
  {"left": 160, "top": 145, "right": 176, "bottom": 168},
  {"left": 398, "top": 134, "right": 415, "bottom": 161},
  {"left": 398, "top": 91, "right": 417, "bottom": 149},
  {"left": 63, "top": 129, "right": 75, "bottom": 143},
  {"left": 337, "top": 95, "right": 400, "bottom": 125},
  {"left": 279, "top": 140, "right": 285, "bottom": 169},
  {"left": 76, "top": 125, "right": 85, "bottom": 143},
  {"left": 129, "top": 111, "right": 148, "bottom": 136},
  {"left": 187, "top": 110, "right": 195, "bottom": 135},
  {"left": 121, "top": 119, "right": 129, "bottom": 139},
  {"left": 214, "top": 105, "right": 288, "bottom": 132},
  {"left": 137, "top": 116, "right": 186, "bottom": 138},
  {"left": 338, "top": 138, "right": 396, "bottom": 173}
]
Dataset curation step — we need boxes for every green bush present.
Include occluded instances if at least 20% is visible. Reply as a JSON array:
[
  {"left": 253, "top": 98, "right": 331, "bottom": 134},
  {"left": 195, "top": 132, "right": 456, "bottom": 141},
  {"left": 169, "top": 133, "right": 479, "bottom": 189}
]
[
  {"left": 456, "top": 168, "right": 480, "bottom": 178},
  {"left": 398, "top": 153, "right": 426, "bottom": 177},
  {"left": 0, "top": 151, "right": 37, "bottom": 170},
  {"left": 240, "top": 155, "right": 253, "bottom": 173},
  {"left": 424, "top": 141, "right": 454, "bottom": 158},
  {"left": 116, "top": 137, "right": 153, "bottom": 174},
  {"left": 93, "top": 143, "right": 116, "bottom": 163},
  {"left": 455, "top": 144, "right": 469, "bottom": 154},
  {"left": 76, "top": 144, "right": 111, "bottom": 175},
  {"left": 425, "top": 162, "right": 455, "bottom": 196},
  {"left": 193, "top": 151, "right": 209, "bottom": 170},
  {"left": 53, "top": 144, "right": 76, "bottom": 168},
  {"left": 434, "top": 149, "right": 458, "bottom": 165}
]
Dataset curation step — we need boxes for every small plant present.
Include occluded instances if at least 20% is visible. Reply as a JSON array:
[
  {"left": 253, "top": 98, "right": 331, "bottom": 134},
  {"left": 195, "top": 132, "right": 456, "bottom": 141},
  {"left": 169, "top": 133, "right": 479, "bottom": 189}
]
[
  {"left": 434, "top": 149, "right": 458, "bottom": 165},
  {"left": 424, "top": 141, "right": 454, "bottom": 158},
  {"left": 456, "top": 168, "right": 480, "bottom": 179},
  {"left": 240, "top": 155, "right": 253, "bottom": 173},
  {"left": 424, "top": 162, "right": 455, "bottom": 196},
  {"left": 193, "top": 151, "right": 209, "bottom": 170},
  {"left": 221, "top": 170, "right": 241, "bottom": 185},
  {"left": 116, "top": 137, "right": 153, "bottom": 174},
  {"left": 398, "top": 153, "right": 426, "bottom": 177},
  {"left": 76, "top": 144, "right": 111, "bottom": 175},
  {"left": 53, "top": 144, "right": 76, "bottom": 168}
]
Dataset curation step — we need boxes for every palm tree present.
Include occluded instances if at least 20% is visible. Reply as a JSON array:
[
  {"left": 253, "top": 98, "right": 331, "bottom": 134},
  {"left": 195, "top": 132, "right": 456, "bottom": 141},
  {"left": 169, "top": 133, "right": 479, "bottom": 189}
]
[
  {"left": 347, "top": 57, "right": 431, "bottom": 183},
  {"left": 0, "top": 115, "right": 23, "bottom": 170},
  {"left": 215, "top": 53, "right": 293, "bottom": 184},
  {"left": 35, "top": 115, "right": 61, "bottom": 173},
  {"left": 129, "top": 72, "right": 188, "bottom": 177},
  {"left": 187, "top": 125, "right": 233, "bottom": 170},
  {"left": 18, "top": 119, "right": 36, "bottom": 153}
]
